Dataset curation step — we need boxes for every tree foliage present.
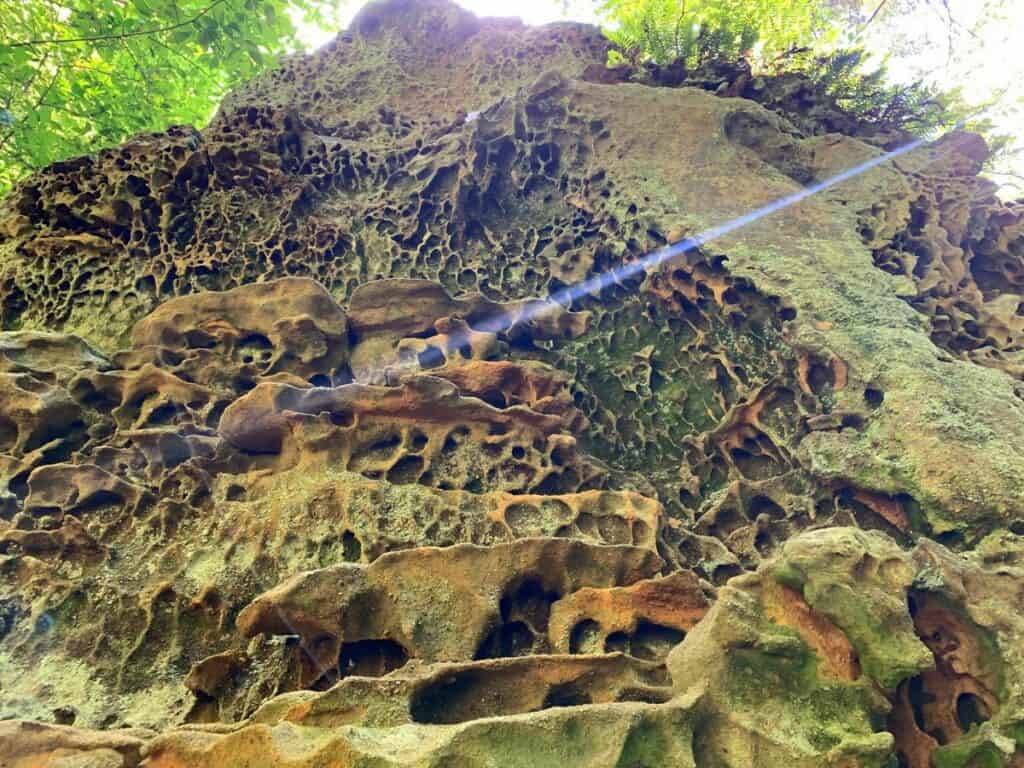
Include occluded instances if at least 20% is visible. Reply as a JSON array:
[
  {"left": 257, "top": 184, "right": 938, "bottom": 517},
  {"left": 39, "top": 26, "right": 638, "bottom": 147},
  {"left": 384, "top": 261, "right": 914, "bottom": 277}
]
[
  {"left": 0, "top": 0, "right": 1019, "bottom": 198},
  {"left": 830, "top": 0, "right": 1023, "bottom": 193},
  {"left": 597, "top": 0, "right": 1020, "bottom": 191},
  {"left": 0, "top": 0, "right": 338, "bottom": 194},
  {"left": 599, "top": 0, "right": 836, "bottom": 66},
  {"left": 770, "top": 47, "right": 972, "bottom": 134}
]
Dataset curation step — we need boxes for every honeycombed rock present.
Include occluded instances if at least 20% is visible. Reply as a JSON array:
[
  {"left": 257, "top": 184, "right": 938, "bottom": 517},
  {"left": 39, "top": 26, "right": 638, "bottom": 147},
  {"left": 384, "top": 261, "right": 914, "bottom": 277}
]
[{"left": 0, "top": 0, "right": 1022, "bottom": 766}]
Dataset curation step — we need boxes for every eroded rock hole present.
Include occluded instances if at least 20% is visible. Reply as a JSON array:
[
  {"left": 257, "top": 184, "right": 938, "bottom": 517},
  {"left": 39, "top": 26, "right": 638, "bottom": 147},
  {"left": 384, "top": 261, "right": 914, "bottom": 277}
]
[
  {"left": 864, "top": 387, "right": 885, "bottom": 408},
  {"left": 475, "top": 579, "right": 559, "bottom": 659},
  {"left": 569, "top": 619, "right": 602, "bottom": 654},
  {"left": 329, "top": 409, "right": 355, "bottom": 428},
  {"left": 386, "top": 454, "right": 424, "bottom": 484},
  {"left": 340, "top": 530, "right": 362, "bottom": 562},
  {"left": 0, "top": 415, "right": 18, "bottom": 452},
  {"left": 889, "top": 591, "right": 999, "bottom": 767},
  {"left": 542, "top": 683, "right": 591, "bottom": 708},
  {"left": 410, "top": 671, "right": 486, "bottom": 724},
  {"left": 417, "top": 346, "right": 445, "bottom": 369},
  {"left": 337, "top": 638, "right": 408, "bottom": 679}
]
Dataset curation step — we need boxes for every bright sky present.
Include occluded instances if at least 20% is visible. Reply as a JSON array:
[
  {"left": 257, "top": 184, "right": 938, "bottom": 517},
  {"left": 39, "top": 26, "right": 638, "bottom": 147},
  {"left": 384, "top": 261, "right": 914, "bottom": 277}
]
[
  {"left": 291, "top": 0, "right": 1022, "bottom": 195},
  {"left": 290, "top": 0, "right": 600, "bottom": 46}
]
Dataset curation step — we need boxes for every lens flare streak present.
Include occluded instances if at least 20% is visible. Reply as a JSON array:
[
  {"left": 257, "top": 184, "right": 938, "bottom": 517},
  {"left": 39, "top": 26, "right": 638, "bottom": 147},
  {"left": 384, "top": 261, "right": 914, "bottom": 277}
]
[{"left": 503, "top": 133, "right": 933, "bottom": 334}]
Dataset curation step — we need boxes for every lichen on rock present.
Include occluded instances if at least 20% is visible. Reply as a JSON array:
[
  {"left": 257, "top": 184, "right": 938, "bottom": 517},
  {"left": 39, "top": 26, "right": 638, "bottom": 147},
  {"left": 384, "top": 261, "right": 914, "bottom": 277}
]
[{"left": 0, "top": 0, "right": 1023, "bottom": 765}]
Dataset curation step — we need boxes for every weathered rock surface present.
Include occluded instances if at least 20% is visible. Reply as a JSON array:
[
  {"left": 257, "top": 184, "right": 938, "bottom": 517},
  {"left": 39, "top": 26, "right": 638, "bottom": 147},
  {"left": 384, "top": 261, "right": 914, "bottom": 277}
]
[{"left": 0, "top": 0, "right": 1022, "bottom": 765}]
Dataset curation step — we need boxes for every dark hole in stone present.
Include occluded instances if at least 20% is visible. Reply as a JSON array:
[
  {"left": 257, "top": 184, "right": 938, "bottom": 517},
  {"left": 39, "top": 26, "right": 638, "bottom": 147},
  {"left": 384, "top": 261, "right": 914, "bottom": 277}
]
[
  {"left": 417, "top": 346, "right": 445, "bottom": 369},
  {"left": 955, "top": 692, "right": 989, "bottom": 732},
  {"left": 73, "top": 490, "right": 124, "bottom": 515},
  {"left": 630, "top": 621, "right": 685, "bottom": 661},
  {"left": 206, "top": 401, "right": 228, "bottom": 428},
  {"left": 480, "top": 390, "right": 507, "bottom": 409},
  {"left": 907, "top": 676, "right": 932, "bottom": 735},
  {"left": 76, "top": 388, "right": 120, "bottom": 413},
  {"left": 363, "top": 433, "right": 401, "bottom": 457},
  {"left": 146, "top": 402, "right": 179, "bottom": 426},
  {"left": 330, "top": 409, "right": 354, "bottom": 428},
  {"left": 550, "top": 444, "right": 570, "bottom": 467},
  {"left": 386, "top": 454, "right": 424, "bottom": 484},
  {"left": 475, "top": 621, "right": 534, "bottom": 659},
  {"left": 408, "top": 430, "right": 429, "bottom": 451},
  {"left": 748, "top": 495, "right": 784, "bottom": 521},
  {"left": 409, "top": 670, "right": 484, "bottom": 724},
  {"left": 9, "top": 472, "right": 29, "bottom": 500},
  {"left": 934, "top": 530, "right": 964, "bottom": 549},
  {"left": 864, "top": 387, "right": 885, "bottom": 408},
  {"left": 569, "top": 619, "right": 601, "bottom": 654},
  {"left": 52, "top": 706, "right": 77, "bottom": 726},
  {"left": 232, "top": 377, "right": 256, "bottom": 394},
  {"left": 841, "top": 413, "right": 864, "bottom": 430},
  {"left": 183, "top": 329, "right": 217, "bottom": 349},
  {"left": 730, "top": 448, "right": 777, "bottom": 481},
  {"left": 0, "top": 415, "right": 18, "bottom": 452},
  {"left": 543, "top": 683, "right": 591, "bottom": 708},
  {"left": 509, "top": 580, "right": 558, "bottom": 629},
  {"left": 807, "top": 363, "right": 832, "bottom": 394},
  {"left": 534, "top": 469, "right": 570, "bottom": 495},
  {"left": 604, "top": 631, "right": 629, "bottom": 654},
  {"left": 711, "top": 563, "right": 742, "bottom": 585},
  {"left": 0, "top": 598, "right": 24, "bottom": 641},
  {"left": 340, "top": 530, "right": 362, "bottom": 562},
  {"left": 337, "top": 638, "right": 407, "bottom": 678}
]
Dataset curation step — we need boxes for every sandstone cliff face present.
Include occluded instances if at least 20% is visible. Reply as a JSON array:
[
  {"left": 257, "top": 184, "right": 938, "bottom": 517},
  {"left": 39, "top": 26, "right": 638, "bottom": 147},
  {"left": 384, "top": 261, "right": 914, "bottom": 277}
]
[{"left": 0, "top": 1, "right": 1023, "bottom": 766}]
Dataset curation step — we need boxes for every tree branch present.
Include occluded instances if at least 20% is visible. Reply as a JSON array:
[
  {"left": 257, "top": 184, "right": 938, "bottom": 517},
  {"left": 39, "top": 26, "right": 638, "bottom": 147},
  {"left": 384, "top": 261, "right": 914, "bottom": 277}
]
[
  {"left": 859, "top": 0, "right": 889, "bottom": 33},
  {"left": 4, "top": 0, "right": 230, "bottom": 48}
]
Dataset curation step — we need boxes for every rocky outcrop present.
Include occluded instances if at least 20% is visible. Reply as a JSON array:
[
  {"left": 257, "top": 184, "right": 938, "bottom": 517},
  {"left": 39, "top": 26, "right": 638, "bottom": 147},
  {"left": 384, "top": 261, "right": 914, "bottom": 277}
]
[{"left": 0, "top": 0, "right": 1022, "bottom": 765}]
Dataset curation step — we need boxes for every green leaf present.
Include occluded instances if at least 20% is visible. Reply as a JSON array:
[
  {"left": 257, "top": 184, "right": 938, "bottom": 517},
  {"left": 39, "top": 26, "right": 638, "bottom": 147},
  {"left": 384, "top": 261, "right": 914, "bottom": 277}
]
[
  {"left": 132, "top": 0, "right": 155, "bottom": 17},
  {"left": 0, "top": 0, "right": 330, "bottom": 195}
]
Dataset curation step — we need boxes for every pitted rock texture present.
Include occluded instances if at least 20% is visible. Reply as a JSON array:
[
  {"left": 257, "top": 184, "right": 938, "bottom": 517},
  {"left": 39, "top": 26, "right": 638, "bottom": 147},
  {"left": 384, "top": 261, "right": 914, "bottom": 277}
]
[{"left": 0, "top": 0, "right": 1023, "bottom": 766}]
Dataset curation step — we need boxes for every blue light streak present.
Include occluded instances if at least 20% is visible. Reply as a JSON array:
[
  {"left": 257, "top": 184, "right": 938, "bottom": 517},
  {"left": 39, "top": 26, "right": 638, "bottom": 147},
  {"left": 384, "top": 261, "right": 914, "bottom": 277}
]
[{"left": 463, "top": 128, "right": 943, "bottom": 342}]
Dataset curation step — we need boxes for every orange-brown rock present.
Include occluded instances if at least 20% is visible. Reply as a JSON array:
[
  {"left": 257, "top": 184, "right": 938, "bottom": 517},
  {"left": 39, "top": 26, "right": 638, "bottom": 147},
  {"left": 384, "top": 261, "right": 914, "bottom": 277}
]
[
  {"left": 236, "top": 537, "right": 662, "bottom": 685},
  {"left": 131, "top": 277, "right": 349, "bottom": 385},
  {"left": 347, "top": 278, "right": 590, "bottom": 383},
  {"left": 0, "top": 720, "right": 150, "bottom": 768},
  {"left": 218, "top": 375, "right": 604, "bottom": 495},
  {"left": 548, "top": 571, "right": 709, "bottom": 657},
  {"left": 0, "top": 331, "right": 109, "bottom": 383},
  {"left": 420, "top": 358, "right": 587, "bottom": 430},
  {"left": 0, "top": 372, "right": 83, "bottom": 457}
]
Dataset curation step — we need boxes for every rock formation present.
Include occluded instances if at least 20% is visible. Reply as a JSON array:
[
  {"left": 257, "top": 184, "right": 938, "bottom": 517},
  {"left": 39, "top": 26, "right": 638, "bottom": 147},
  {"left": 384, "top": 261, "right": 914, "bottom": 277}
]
[{"left": 0, "top": 0, "right": 1022, "bottom": 765}]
